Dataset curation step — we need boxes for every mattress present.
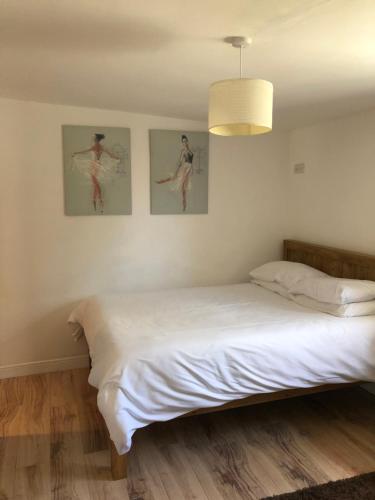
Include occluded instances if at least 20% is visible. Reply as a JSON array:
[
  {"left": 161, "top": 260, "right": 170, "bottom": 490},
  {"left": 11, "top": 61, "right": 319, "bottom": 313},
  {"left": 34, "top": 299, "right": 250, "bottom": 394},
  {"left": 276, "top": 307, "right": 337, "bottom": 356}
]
[{"left": 68, "top": 283, "right": 375, "bottom": 454}]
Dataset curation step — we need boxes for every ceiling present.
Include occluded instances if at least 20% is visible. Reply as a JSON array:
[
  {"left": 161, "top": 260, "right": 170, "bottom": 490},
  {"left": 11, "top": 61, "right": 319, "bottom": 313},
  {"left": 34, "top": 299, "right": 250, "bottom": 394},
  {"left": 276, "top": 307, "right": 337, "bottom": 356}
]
[{"left": 1, "top": 0, "right": 374, "bottom": 129}]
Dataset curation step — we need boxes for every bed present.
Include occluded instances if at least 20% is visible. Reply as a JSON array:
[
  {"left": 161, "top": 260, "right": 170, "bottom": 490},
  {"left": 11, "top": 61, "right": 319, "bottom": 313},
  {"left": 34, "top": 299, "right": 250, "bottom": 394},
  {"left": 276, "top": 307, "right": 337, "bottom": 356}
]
[{"left": 69, "top": 240, "right": 375, "bottom": 479}]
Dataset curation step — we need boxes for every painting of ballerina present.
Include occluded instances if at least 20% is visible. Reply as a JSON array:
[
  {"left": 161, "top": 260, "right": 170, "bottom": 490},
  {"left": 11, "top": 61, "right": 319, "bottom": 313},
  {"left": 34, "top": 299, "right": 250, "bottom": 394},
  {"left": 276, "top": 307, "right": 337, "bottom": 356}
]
[
  {"left": 150, "top": 130, "right": 209, "bottom": 214},
  {"left": 63, "top": 125, "right": 131, "bottom": 215}
]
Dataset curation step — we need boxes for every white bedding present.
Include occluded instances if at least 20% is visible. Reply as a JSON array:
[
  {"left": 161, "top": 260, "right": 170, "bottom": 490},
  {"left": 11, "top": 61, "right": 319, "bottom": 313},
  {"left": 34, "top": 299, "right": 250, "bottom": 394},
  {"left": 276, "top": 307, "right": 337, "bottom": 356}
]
[{"left": 69, "top": 283, "right": 375, "bottom": 454}]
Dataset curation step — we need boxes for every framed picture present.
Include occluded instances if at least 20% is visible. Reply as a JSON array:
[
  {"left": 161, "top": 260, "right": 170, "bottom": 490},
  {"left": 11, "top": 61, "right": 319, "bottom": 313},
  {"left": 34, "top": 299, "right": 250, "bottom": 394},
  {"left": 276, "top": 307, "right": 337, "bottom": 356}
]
[
  {"left": 150, "top": 129, "right": 209, "bottom": 214},
  {"left": 62, "top": 125, "right": 131, "bottom": 215}
]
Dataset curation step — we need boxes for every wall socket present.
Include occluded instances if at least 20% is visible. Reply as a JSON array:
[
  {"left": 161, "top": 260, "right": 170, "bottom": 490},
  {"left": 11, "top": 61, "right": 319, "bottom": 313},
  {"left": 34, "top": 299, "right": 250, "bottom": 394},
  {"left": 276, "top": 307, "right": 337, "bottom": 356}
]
[{"left": 293, "top": 162, "right": 306, "bottom": 174}]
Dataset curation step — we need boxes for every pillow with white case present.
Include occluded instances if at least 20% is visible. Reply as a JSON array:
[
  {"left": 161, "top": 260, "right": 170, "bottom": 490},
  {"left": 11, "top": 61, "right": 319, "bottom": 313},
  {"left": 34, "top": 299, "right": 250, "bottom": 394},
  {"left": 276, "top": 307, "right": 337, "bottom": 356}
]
[
  {"left": 290, "top": 277, "right": 375, "bottom": 304},
  {"left": 249, "top": 261, "right": 327, "bottom": 290},
  {"left": 291, "top": 293, "right": 375, "bottom": 317},
  {"left": 251, "top": 279, "right": 292, "bottom": 300}
]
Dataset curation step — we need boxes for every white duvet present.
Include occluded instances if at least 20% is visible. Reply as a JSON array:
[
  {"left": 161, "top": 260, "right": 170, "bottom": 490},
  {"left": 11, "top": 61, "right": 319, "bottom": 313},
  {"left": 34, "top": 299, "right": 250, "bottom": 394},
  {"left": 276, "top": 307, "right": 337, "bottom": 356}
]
[{"left": 69, "top": 283, "right": 375, "bottom": 454}]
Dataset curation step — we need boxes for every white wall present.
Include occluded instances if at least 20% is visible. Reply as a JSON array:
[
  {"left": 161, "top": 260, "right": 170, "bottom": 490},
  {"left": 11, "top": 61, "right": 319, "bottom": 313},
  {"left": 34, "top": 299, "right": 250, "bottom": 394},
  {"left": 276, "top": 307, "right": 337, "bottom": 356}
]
[
  {"left": 288, "top": 107, "right": 375, "bottom": 253},
  {"left": 288, "top": 107, "right": 375, "bottom": 395},
  {"left": 0, "top": 98, "right": 289, "bottom": 375}
]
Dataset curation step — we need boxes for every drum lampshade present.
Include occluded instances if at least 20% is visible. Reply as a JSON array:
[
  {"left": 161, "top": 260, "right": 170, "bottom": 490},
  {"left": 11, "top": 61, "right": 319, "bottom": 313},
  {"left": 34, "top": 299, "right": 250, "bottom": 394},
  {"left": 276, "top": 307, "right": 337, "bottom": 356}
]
[{"left": 209, "top": 78, "right": 273, "bottom": 136}]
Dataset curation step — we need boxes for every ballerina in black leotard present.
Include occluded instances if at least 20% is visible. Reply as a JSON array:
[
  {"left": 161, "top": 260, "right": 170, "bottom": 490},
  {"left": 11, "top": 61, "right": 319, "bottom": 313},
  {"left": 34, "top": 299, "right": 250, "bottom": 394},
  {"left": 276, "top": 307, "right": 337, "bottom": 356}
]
[{"left": 156, "top": 135, "right": 194, "bottom": 212}]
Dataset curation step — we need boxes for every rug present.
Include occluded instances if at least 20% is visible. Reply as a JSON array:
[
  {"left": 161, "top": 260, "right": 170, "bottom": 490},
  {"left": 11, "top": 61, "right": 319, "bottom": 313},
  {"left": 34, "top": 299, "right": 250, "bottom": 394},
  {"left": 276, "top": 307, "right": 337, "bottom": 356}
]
[{"left": 262, "top": 472, "right": 375, "bottom": 499}]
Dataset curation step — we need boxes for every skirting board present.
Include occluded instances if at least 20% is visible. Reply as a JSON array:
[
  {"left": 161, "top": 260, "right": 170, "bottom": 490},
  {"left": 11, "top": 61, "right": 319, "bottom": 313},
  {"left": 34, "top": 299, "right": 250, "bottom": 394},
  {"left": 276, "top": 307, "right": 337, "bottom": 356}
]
[{"left": 0, "top": 354, "right": 89, "bottom": 380}]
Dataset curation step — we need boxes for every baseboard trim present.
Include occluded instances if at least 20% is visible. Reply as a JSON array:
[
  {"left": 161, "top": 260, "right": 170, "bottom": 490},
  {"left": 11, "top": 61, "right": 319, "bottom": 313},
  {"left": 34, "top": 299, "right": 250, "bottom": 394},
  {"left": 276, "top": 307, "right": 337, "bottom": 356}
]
[{"left": 0, "top": 354, "right": 90, "bottom": 380}]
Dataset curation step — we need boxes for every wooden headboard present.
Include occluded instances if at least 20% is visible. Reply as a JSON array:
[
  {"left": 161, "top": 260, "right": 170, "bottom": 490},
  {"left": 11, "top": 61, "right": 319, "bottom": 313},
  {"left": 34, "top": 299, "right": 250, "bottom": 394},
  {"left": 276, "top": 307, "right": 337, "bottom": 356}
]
[{"left": 284, "top": 240, "right": 375, "bottom": 281}]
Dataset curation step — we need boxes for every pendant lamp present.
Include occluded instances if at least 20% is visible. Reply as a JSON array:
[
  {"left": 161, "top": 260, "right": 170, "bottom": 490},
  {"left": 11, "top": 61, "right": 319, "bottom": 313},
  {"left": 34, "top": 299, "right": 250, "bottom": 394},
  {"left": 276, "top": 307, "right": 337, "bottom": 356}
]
[{"left": 209, "top": 36, "right": 273, "bottom": 136}]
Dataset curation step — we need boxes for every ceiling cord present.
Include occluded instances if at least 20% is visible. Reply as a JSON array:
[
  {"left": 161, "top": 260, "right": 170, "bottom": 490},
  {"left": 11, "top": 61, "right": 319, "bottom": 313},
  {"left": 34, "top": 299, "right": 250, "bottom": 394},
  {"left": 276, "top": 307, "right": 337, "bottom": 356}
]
[{"left": 240, "top": 45, "right": 242, "bottom": 78}]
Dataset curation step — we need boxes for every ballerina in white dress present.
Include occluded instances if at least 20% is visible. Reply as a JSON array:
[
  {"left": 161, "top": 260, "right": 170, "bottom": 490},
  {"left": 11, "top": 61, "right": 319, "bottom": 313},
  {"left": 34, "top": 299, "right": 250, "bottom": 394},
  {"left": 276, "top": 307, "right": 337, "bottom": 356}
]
[
  {"left": 72, "top": 133, "right": 120, "bottom": 213},
  {"left": 156, "top": 135, "right": 194, "bottom": 212}
]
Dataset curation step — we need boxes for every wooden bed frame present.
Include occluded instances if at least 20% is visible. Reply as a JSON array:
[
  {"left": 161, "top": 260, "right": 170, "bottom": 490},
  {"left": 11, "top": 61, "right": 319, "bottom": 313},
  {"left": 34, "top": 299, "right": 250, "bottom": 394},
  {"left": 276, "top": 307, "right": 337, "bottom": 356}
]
[{"left": 107, "top": 239, "right": 375, "bottom": 480}]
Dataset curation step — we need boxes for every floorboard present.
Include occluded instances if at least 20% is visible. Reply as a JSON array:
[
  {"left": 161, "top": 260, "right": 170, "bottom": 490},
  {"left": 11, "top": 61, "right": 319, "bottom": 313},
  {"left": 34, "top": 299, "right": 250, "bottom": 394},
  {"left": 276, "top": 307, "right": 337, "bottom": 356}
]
[{"left": 0, "top": 368, "right": 374, "bottom": 499}]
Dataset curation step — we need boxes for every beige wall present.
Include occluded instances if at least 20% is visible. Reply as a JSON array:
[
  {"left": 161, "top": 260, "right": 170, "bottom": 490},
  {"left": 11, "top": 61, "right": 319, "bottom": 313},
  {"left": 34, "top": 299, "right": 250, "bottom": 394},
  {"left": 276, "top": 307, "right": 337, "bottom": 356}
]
[
  {"left": 288, "top": 107, "right": 375, "bottom": 253},
  {"left": 0, "top": 98, "right": 289, "bottom": 373}
]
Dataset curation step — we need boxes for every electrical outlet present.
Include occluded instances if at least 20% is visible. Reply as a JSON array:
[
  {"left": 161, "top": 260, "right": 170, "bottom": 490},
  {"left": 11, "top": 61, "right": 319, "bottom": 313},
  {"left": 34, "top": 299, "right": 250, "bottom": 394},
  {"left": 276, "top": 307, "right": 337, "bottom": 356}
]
[{"left": 294, "top": 163, "right": 305, "bottom": 174}]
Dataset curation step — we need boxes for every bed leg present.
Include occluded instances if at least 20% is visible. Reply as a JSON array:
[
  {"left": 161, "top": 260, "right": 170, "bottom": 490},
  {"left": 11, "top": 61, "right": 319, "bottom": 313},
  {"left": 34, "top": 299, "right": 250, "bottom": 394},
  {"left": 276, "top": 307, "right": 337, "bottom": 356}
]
[{"left": 110, "top": 440, "right": 128, "bottom": 480}]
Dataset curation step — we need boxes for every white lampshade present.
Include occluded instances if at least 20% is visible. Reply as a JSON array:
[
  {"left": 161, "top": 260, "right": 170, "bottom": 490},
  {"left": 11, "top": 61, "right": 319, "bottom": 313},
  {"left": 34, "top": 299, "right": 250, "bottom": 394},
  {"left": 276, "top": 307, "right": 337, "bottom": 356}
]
[{"left": 209, "top": 78, "right": 273, "bottom": 136}]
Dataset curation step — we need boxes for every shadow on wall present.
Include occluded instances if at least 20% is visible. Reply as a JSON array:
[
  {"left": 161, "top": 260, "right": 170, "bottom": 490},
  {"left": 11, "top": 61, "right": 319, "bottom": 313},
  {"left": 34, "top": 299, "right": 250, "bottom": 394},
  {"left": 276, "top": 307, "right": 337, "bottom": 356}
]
[
  {"left": 1, "top": 301, "right": 89, "bottom": 366},
  {"left": 275, "top": 90, "right": 375, "bottom": 130}
]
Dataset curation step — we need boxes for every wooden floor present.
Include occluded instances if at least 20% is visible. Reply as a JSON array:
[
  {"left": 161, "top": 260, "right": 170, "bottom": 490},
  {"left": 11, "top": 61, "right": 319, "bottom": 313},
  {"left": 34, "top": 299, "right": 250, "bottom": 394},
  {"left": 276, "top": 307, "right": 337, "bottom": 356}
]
[{"left": 1, "top": 369, "right": 375, "bottom": 500}]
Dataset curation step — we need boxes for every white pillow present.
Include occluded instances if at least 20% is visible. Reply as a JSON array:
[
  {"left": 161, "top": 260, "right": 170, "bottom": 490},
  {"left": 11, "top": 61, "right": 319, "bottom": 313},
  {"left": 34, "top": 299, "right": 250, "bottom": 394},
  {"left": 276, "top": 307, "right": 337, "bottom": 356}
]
[
  {"left": 290, "top": 277, "right": 375, "bottom": 305},
  {"left": 249, "top": 261, "right": 327, "bottom": 290},
  {"left": 251, "top": 279, "right": 292, "bottom": 299},
  {"left": 291, "top": 293, "right": 375, "bottom": 317}
]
